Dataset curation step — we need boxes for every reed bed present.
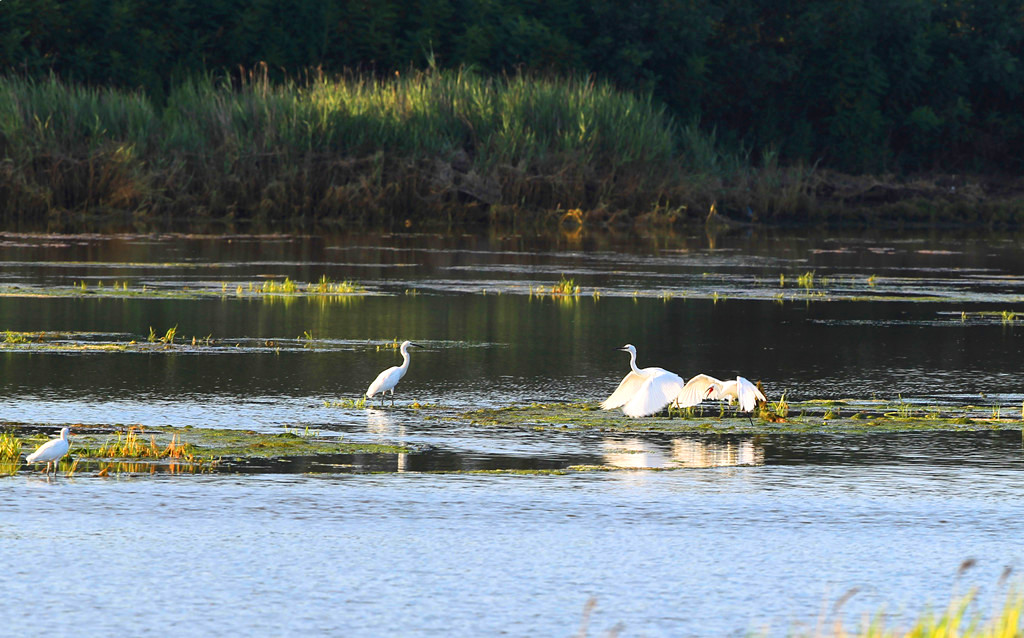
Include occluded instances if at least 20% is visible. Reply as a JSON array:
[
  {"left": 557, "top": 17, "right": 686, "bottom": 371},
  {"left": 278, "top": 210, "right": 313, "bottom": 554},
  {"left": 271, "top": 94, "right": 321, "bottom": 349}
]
[{"left": 0, "top": 69, "right": 713, "bottom": 228}]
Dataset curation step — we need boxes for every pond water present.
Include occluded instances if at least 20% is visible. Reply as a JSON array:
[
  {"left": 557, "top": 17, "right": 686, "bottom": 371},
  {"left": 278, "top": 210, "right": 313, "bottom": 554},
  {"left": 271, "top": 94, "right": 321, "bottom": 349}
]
[{"left": 1, "top": 228, "right": 1023, "bottom": 635}]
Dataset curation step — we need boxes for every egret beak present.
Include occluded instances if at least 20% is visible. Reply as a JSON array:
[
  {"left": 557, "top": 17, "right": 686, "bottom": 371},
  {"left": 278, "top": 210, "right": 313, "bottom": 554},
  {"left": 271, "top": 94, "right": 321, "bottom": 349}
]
[{"left": 408, "top": 343, "right": 424, "bottom": 349}]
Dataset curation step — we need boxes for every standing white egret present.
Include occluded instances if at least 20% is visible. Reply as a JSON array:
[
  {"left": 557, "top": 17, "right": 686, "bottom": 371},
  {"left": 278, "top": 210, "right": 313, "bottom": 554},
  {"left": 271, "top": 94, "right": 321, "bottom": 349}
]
[
  {"left": 365, "top": 341, "right": 423, "bottom": 407},
  {"left": 601, "top": 344, "right": 686, "bottom": 418},
  {"left": 26, "top": 427, "right": 71, "bottom": 475}
]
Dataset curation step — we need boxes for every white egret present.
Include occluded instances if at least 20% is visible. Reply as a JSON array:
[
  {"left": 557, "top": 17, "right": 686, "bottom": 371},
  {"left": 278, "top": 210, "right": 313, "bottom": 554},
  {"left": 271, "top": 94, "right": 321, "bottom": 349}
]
[
  {"left": 676, "top": 374, "right": 767, "bottom": 421},
  {"left": 26, "top": 427, "right": 71, "bottom": 475},
  {"left": 720, "top": 376, "right": 767, "bottom": 413},
  {"left": 601, "top": 344, "right": 686, "bottom": 418},
  {"left": 675, "top": 373, "right": 724, "bottom": 408},
  {"left": 365, "top": 341, "right": 423, "bottom": 407}
]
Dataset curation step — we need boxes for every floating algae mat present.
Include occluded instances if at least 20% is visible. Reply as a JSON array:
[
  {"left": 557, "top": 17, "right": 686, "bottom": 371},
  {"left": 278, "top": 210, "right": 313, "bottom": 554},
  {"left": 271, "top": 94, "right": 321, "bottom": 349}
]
[{"left": 456, "top": 400, "right": 1024, "bottom": 435}]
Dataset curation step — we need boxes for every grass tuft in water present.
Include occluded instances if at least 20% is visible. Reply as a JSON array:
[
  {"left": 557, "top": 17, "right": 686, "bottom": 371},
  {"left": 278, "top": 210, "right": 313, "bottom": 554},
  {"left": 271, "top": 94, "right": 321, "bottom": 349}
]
[
  {"left": 797, "top": 271, "right": 816, "bottom": 289},
  {"left": 550, "top": 275, "right": 581, "bottom": 296},
  {"left": 0, "top": 431, "right": 23, "bottom": 461}
]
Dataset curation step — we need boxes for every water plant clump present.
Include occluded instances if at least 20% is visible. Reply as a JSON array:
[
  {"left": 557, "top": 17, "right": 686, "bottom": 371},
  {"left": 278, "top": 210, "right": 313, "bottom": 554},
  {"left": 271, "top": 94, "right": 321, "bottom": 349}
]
[
  {"left": 87, "top": 426, "right": 199, "bottom": 460},
  {"left": 308, "top": 275, "right": 364, "bottom": 294},
  {"left": 0, "top": 431, "right": 22, "bottom": 461},
  {"left": 550, "top": 275, "right": 581, "bottom": 296}
]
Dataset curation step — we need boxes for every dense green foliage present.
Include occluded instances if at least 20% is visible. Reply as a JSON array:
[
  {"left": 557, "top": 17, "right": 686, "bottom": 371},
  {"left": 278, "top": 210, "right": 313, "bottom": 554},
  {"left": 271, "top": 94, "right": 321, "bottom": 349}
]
[
  {"left": 0, "top": 72, "right": 695, "bottom": 226},
  {"left": 1, "top": 0, "right": 1022, "bottom": 174}
]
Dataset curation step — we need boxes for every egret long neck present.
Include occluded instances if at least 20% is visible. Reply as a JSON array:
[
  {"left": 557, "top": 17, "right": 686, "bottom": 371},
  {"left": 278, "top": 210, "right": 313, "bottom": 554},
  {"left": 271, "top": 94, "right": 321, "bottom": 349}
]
[
  {"left": 628, "top": 348, "right": 642, "bottom": 375},
  {"left": 399, "top": 345, "right": 412, "bottom": 371}
]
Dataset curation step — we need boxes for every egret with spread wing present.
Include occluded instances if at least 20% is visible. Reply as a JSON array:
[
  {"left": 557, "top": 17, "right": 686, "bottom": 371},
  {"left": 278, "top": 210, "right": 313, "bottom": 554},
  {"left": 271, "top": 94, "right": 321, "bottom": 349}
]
[
  {"left": 676, "top": 374, "right": 766, "bottom": 422},
  {"left": 675, "top": 373, "right": 724, "bottom": 408},
  {"left": 601, "top": 344, "right": 686, "bottom": 417},
  {"left": 720, "top": 376, "right": 767, "bottom": 413}
]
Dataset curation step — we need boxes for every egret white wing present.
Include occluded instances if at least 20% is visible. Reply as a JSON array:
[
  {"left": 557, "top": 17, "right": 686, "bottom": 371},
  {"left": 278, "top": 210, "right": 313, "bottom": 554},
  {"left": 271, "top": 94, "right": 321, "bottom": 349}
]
[
  {"left": 26, "top": 438, "right": 68, "bottom": 463},
  {"left": 366, "top": 366, "right": 400, "bottom": 397},
  {"left": 718, "top": 380, "right": 739, "bottom": 404},
  {"left": 622, "top": 371, "right": 686, "bottom": 418},
  {"left": 601, "top": 371, "right": 648, "bottom": 410},
  {"left": 735, "top": 376, "right": 766, "bottom": 412},
  {"left": 674, "top": 374, "right": 723, "bottom": 408}
]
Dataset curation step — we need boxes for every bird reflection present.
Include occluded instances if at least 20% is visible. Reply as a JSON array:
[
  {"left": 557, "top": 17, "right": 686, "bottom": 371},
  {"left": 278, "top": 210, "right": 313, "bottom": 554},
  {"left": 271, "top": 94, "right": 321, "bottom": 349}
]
[
  {"left": 365, "top": 408, "right": 395, "bottom": 435},
  {"left": 601, "top": 438, "right": 673, "bottom": 468},
  {"left": 671, "top": 437, "right": 764, "bottom": 468},
  {"left": 600, "top": 437, "right": 764, "bottom": 469},
  {"left": 365, "top": 409, "right": 408, "bottom": 472}
]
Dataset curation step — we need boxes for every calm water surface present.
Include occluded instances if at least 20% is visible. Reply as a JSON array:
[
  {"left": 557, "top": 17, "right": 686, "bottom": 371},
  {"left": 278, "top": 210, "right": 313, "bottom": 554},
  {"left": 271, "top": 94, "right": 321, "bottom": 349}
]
[{"left": 1, "top": 229, "right": 1023, "bottom": 635}]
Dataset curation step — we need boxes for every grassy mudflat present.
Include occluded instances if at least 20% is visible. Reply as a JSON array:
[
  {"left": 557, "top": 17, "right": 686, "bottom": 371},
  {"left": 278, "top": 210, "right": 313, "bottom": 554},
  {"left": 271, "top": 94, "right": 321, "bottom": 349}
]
[
  {"left": 457, "top": 400, "right": 1024, "bottom": 434},
  {"left": 2, "top": 424, "right": 409, "bottom": 476},
  {"left": 4, "top": 398, "right": 1020, "bottom": 478}
]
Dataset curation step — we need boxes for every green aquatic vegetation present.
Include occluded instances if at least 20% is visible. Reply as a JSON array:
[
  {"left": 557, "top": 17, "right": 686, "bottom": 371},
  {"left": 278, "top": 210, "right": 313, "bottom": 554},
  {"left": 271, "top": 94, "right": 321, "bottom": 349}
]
[
  {"left": 283, "top": 425, "right": 320, "bottom": 438},
  {"left": 771, "top": 391, "right": 789, "bottom": 418},
  {"left": 159, "top": 325, "right": 177, "bottom": 345},
  {"left": 0, "top": 431, "right": 22, "bottom": 460},
  {"left": 457, "top": 400, "right": 1021, "bottom": 435},
  {"left": 4, "top": 423, "right": 411, "bottom": 475},
  {"left": 4, "top": 331, "right": 31, "bottom": 344},
  {"left": 308, "top": 275, "right": 364, "bottom": 294},
  {"left": 324, "top": 397, "right": 368, "bottom": 409},
  {"left": 551, "top": 275, "right": 580, "bottom": 296},
  {"left": 260, "top": 278, "right": 298, "bottom": 294},
  {"left": 894, "top": 395, "right": 914, "bottom": 419},
  {"left": 797, "top": 271, "right": 816, "bottom": 289},
  {"left": 84, "top": 426, "right": 199, "bottom": 460}
]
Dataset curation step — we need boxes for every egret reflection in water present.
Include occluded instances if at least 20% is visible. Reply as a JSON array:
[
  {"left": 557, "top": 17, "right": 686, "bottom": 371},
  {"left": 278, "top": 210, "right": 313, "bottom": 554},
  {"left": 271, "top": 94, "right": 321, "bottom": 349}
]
[
  {"left": 364, "top": 408, "right": 408, "bottom": 472},
  {"left": 671, "top": 437, "right": 764, "bottom": 468},
  {"left": 602, "top": 438, "right": 674, "bottom": 468},
  {"left": 601, "top": 437, "right": 764, "bottom": 468}
]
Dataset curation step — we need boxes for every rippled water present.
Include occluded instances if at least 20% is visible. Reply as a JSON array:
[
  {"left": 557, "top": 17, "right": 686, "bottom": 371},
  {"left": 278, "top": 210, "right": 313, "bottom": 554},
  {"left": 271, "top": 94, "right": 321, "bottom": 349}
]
[{"left": 2, "top": 229, "right": 1023, "bottom": 635}]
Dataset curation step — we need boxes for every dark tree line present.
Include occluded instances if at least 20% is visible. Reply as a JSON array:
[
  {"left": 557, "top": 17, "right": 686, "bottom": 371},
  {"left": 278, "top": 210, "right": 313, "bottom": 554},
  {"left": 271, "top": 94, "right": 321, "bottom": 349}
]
[{"left": 2, "top": 0, "right": 1022, "bottom": 173}]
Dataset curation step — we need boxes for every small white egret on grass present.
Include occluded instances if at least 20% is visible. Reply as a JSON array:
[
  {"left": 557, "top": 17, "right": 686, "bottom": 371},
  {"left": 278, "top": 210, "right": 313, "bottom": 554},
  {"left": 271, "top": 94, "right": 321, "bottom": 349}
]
[
  {"left": 366, "top": 340, "right": 423, "bottom": 407},
  {"left": 601, "top": 344, "right": 686, "bottom": 418},
  {"left": 26, "top": 427, "right": 71, "bottom": 475}
]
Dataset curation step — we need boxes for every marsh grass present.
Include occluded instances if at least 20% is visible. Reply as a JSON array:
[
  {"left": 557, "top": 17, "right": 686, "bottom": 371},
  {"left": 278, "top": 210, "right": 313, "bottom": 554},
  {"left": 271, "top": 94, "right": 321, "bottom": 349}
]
[
  {"left": 551, "top": 275, "right": 581, "bottom": 296},
  {"left": 85, "top": 426, "right": 199, "bottom": 461},
  {"left": 0, "top": 70, "right": 705, "bottom": 227},
  {"left": 807, "top": 587, "right": 1024, "bottom": 638},
  {"left": 309, "top": 275, "right": 364, "bottom": 294},
  {"left": 0, "top": 431, "right": 22, "bottom": 461}
]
